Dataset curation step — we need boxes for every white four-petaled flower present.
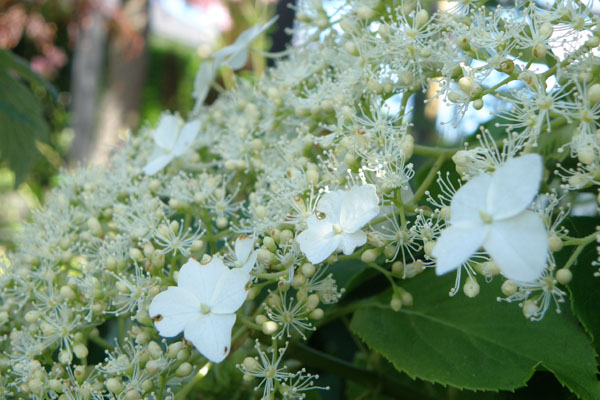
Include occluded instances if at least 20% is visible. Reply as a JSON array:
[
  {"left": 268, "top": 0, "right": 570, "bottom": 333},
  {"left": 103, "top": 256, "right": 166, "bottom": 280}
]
[
  {"left": 296, "top": 184, "right": 380, "bottom": 264},
  {"left": 432, "top": 154, "right": 548, "bottom": 282},
  {"left": 148, "top": 257, "right": 250, "bottom": 363},
  {"left": 143, "top": 114, "right": 200, "bottom": 175}
]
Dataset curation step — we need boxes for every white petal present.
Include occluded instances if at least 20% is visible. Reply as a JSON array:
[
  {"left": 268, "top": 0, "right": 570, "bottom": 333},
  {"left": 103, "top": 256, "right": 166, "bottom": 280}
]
[
  {"left": 154, "top": 114, "right": 180, "bottom": 150},
  {"left": 149, "top": 287, "right": 200, "bottom": 337},
  {"left": 487, "top": 154, "right": 543, "bottom": 220},
  {"left": 184, "top": 313, "right": 236, "bottom": 363},
  {"left": 296, "top": 216, "right": 340, "bottom": 264},
  {"left": 340, "top": 184, "right": 380, "bottom": 233},
  {"left": 241, "top": 250, "right": 257, "bottom": 274},
  {"left": 173, "top": 120, "right": 200, "bottom": 156},
  {"left": 193, "top": 61, "right": 216, "bottom": 106},
  {"left": 234, "top": 235, "right": 254, "bottom": 264},
  {"left": 316, "top": 190, "right": 346, "bottom": 223},
  {"left": 224, "top": 48, "right": 249, "bottom": 70},
  {"left": 432, "top": 224, "right": 487, "bottom": 275},
  {"left": 210, "top": 268, "right": 250, "bottom": 314},
  {"left": 450, "top": 173, "right": 491, "bottom": 224},
  {"left": 483, "top": 210, "right": 548, "bottom": 282},
  {"left": 339, "top": 230, "right": 367, "bottom": 255},
  {"left": 142, "top": 153, "right": 173, "bottom": 175},
  {"left": 177, "top": 257, "right": 228, "bottom": 305}
]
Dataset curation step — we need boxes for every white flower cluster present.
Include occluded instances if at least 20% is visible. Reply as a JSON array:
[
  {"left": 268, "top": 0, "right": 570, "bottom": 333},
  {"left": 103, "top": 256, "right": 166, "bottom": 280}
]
[{"left": 0, "top": 0, "right": 598, "bottom": 397}]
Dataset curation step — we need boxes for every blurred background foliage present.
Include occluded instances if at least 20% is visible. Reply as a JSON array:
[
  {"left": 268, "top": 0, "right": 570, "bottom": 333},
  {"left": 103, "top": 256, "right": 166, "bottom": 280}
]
[{"left": 0, "top": 0, "right": 281, "bottom": 249}]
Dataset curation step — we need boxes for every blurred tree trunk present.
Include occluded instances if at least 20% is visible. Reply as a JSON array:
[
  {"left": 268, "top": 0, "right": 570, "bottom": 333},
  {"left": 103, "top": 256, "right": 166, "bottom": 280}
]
[
  {"left": 69, "top": 4, "right": 107, "bottom": 164},
  {"left": 92, "top": 0, "right": 148, "bottom": 165}
]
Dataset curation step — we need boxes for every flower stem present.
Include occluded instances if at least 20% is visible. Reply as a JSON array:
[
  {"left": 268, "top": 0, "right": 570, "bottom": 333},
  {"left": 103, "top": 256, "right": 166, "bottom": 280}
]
[{"left": 408, "top": 155, "right": 446, "bottom": 207}]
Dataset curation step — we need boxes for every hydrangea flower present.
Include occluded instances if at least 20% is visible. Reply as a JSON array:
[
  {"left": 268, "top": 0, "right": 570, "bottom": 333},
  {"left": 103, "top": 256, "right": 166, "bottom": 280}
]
[
  {"left": 142, "top": 114, "right": 200, "bottom": 175},
  {"left": 432, "top": 154, "right": 548, "bottom": 282},
  {"left": 297, "top": 184, "right": 380, "bottom": 264},
  {"left": 148, "top": 257, "right": 250, "bottom": 363}
]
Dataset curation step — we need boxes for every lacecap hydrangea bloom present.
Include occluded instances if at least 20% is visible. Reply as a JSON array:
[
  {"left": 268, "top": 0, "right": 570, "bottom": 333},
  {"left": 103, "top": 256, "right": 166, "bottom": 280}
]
[{"left": 432, "top": 154, "right": 548, "bottom": 282}]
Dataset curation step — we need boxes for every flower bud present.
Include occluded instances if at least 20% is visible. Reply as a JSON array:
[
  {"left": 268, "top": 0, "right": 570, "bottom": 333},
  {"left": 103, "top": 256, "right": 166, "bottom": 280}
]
[
  {"left": 105, "top": 378, "right": 123, "bottom": 394},
  {"left": 305, "top": 294, "right": 320, "bottom": 311},
  {"left": 548, "top": 234, "right": 563, "bottom": 252},
  {"left": 301, "top": 262, "right": 316, "bottom": 277},
  {"left": 262, "top": 320, "right": 279, "bottom": 335},
  {"left": 243, "top": 356, "right": 261, "bottom": 372},
  {"left": 361, "top": 248, "right": 381, "bottom": 263},
  {"left": 255, "top": 314, "right": 268, "bottom": 325},
  {"left": 390, "top": 295, "right": 402, "bottom": 311},
  {"left": 401, "top": 291, "right": 414, "bottom": 306},
  {"left": 523, "top": 300, "right": 539, "bottom": 319},
  {"left": 463, "top": 277, "right": 480, "bottom": 298},
  {"left": 257, "top": 249, "right": 274, "bottom": 265},
  {"left": 176, "top": 362, "right": 193, "bottom": 377},
  {"left": 125, "top": 390, "right": 141, "bottom": 400},
  {"left": 309, "top": 308, "right": 324, "bottom": 320},
  {"left": 555, "top": 268, "right": 572, "bottom": 285},
  {"left": 501, "top": 280, "right": 517, "bottom": 297},
  {"left": 73, "top": 343, "right": 88, "bottom": 359}
]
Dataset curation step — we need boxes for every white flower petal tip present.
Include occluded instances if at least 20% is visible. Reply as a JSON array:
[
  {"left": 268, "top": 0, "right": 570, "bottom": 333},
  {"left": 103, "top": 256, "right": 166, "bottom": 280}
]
[
  {"left": 297, "top": 184, "right": 379, "bottom": 264},
  {"left": 148, "top": 256, "right": 249, "bottom": 363},
  {"left": 142, "top": 113, "right": 200, "bottom": 175},
  {"left": 433, "top": 154, "right": 548, "bottom": 283}
]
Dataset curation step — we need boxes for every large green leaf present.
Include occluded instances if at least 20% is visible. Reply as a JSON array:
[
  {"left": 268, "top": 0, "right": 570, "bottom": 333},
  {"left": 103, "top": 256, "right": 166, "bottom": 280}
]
[
  {"left": 350, "top": 271, "right": 600, "bottom": 399},
  {"left": 0, "top": 70, "right": 49, "bottom": 185},
  {"left": 562, "top": 217, "right": 600, "bottom": 355}
]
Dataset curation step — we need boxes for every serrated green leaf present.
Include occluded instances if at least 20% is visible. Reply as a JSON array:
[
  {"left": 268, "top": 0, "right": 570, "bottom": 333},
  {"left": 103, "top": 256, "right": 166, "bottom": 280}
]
[
  {"left": 0, "top": 70, "right": 49, "bottom": 186},
  {"left": 350, "top": 271, "right": 600, "bottom": 399}
]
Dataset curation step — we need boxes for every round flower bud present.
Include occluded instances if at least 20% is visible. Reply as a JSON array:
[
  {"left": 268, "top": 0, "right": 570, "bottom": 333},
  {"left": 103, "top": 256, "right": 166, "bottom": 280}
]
[
  {"left": 548, "top": 234, "right": 563, "bottom": 252},
  {"left": 481, "top": 260, "right": 500, "bottom": 277},
  {"left": 25, "top": 310, "right": 40, "bottom": 323},
  {"left": 177, "top": 348, "right": 191, "bottom": 361},
  {"left": 60, "top": 285, "right": 76, "bottom": 301},
  {"left": 356, "top": 5, "right": 374, "bottom": 19},
  {"left": 472, "top": 99, "right": 484, "bottom": 110},
  {"left": 390, "top": 295, "right": 402, "bottom": 312},
  {"left": 125, "top": 390, "right": 141, "bottom": 400},
  {"left": 301, "top": 262, "right": 316, "bottom": 277},
  {"left": 141, "top": 379, "right": 153, "bottom": 392},
  {"left": 28, "top": 378, "right": 43, "bottom": 394},
  {"left": 309, "top": 308, "right": 324, "bottom": 320},
  {"left": 361, "top": 249, "right": 380, "bottom": 263},
  {"left": 401, "top": 291, "right": 414, "bottom": 306},
  {"left": 378, "top": 23, "right": 391, "bottom": 39},
  {"left": 255, "top": 314, "right": 268, "bottom": 325},
  {"left": 577, "top": 148, "right": 595, "bottom": 165},
  {"left": 440, "top": 206, "right": 451, "bottom": 221},
  {"left": 243, "top": 357, "right": 261, "bottom": 372},
  {"left": 255, "top": 205, "right": 267, "bottom": 219},
  {"left": 587, "top": 84, "right": 600, "bottom": 105},
  {"left": 291, "top": 273, "right": 306, "bottom": 288},
  {"left": 58, "top": 349, "right": 72, "bottom": 365},
  {"left": 305, "top": 294, "right": 320, "bottom": 311},
  {"left": 148, "top": 341, "right": 162, "bottom": 358},
  {"left": 391, "top": 261, "right": 403, "bottom": 276},
  {"left": 279, "top": 229, "right": 294, "bottom": 245},
  {"left": 556, "top": 268, "right": 572, "bottom": 285},
  {"left": 216, "top": 216, "right": 228, "bottom": 229},
  {"left": 401, "top": 135, "right": 414, "bottom": 159},
  {"left": 87, "top": 217, "right": 102, "bottom": 236},
  {"left": 423, "top": 241, "right": 435, "bottom": 258},
  {"left": 458, "top": 77, "right": 474, "bottom": 95},
  {"left": 176, "top": 362, "right": 193, "bottom": 377},
  {"left": 262, "top": 320, "right": 279, "bottom": 335},
  {"left": 501, "top": 280, "right": 517, "bottom": 297},
  {"left": 257, "top": 249, "right": 274, "bottom": 265},
  {"left": 105, "top": 378, "right": 123, "bottom": 394},
  {"left": 146, "top": 359, "right": 163, "bottom": 373},
  {"left": 344, "top": 41, "right": 358, "bottom": 56},
  {"left": 532, "top": 43, "right": 546, "bottom": 59},
  {"left": 73, "top": 343, "right": 89, "bottom": 359},
  {"left": 129, "top": 248, "right": 143, "bottom": 262},
  {"left": 415, "top": 9, "right": 429, "bottom": 27},
  {"left": 463, "top": 277, "right": 480, "bottom": 298},
  {"left": 383, "top": 245, "right": 396, "bottom": 260},
  {"left": 539, "top": 22, "right": 553, "bottom": 39},
  {"left": 167, "top": 342, "right": 183, "bottom": 359},
  {"left": 49, "top": 379, "right": 63, "bottom": 392}
]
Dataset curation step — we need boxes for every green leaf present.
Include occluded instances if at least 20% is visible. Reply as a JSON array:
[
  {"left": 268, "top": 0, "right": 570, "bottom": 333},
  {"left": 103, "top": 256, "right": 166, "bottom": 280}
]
[
  {"left": 559, "top": 217, "right": 600, "bottom": 356},
  {"left": 350, "top": 271, "right": 600, "bottom": 399},
  {"left": 0, "top": 49, "right": 58, "bottom": 99},
  {"left": 0, "top": 70, "right": 49, "bottom": 186}
]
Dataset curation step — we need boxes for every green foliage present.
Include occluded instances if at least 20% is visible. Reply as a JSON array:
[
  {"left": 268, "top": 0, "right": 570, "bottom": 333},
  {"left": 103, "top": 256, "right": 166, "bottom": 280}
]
[
  {"left": 350, "top": 271, "right": 600, "bottom": 399},
  {"left": 0, "top": 50, "right": 52, "bottom": 186}
]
